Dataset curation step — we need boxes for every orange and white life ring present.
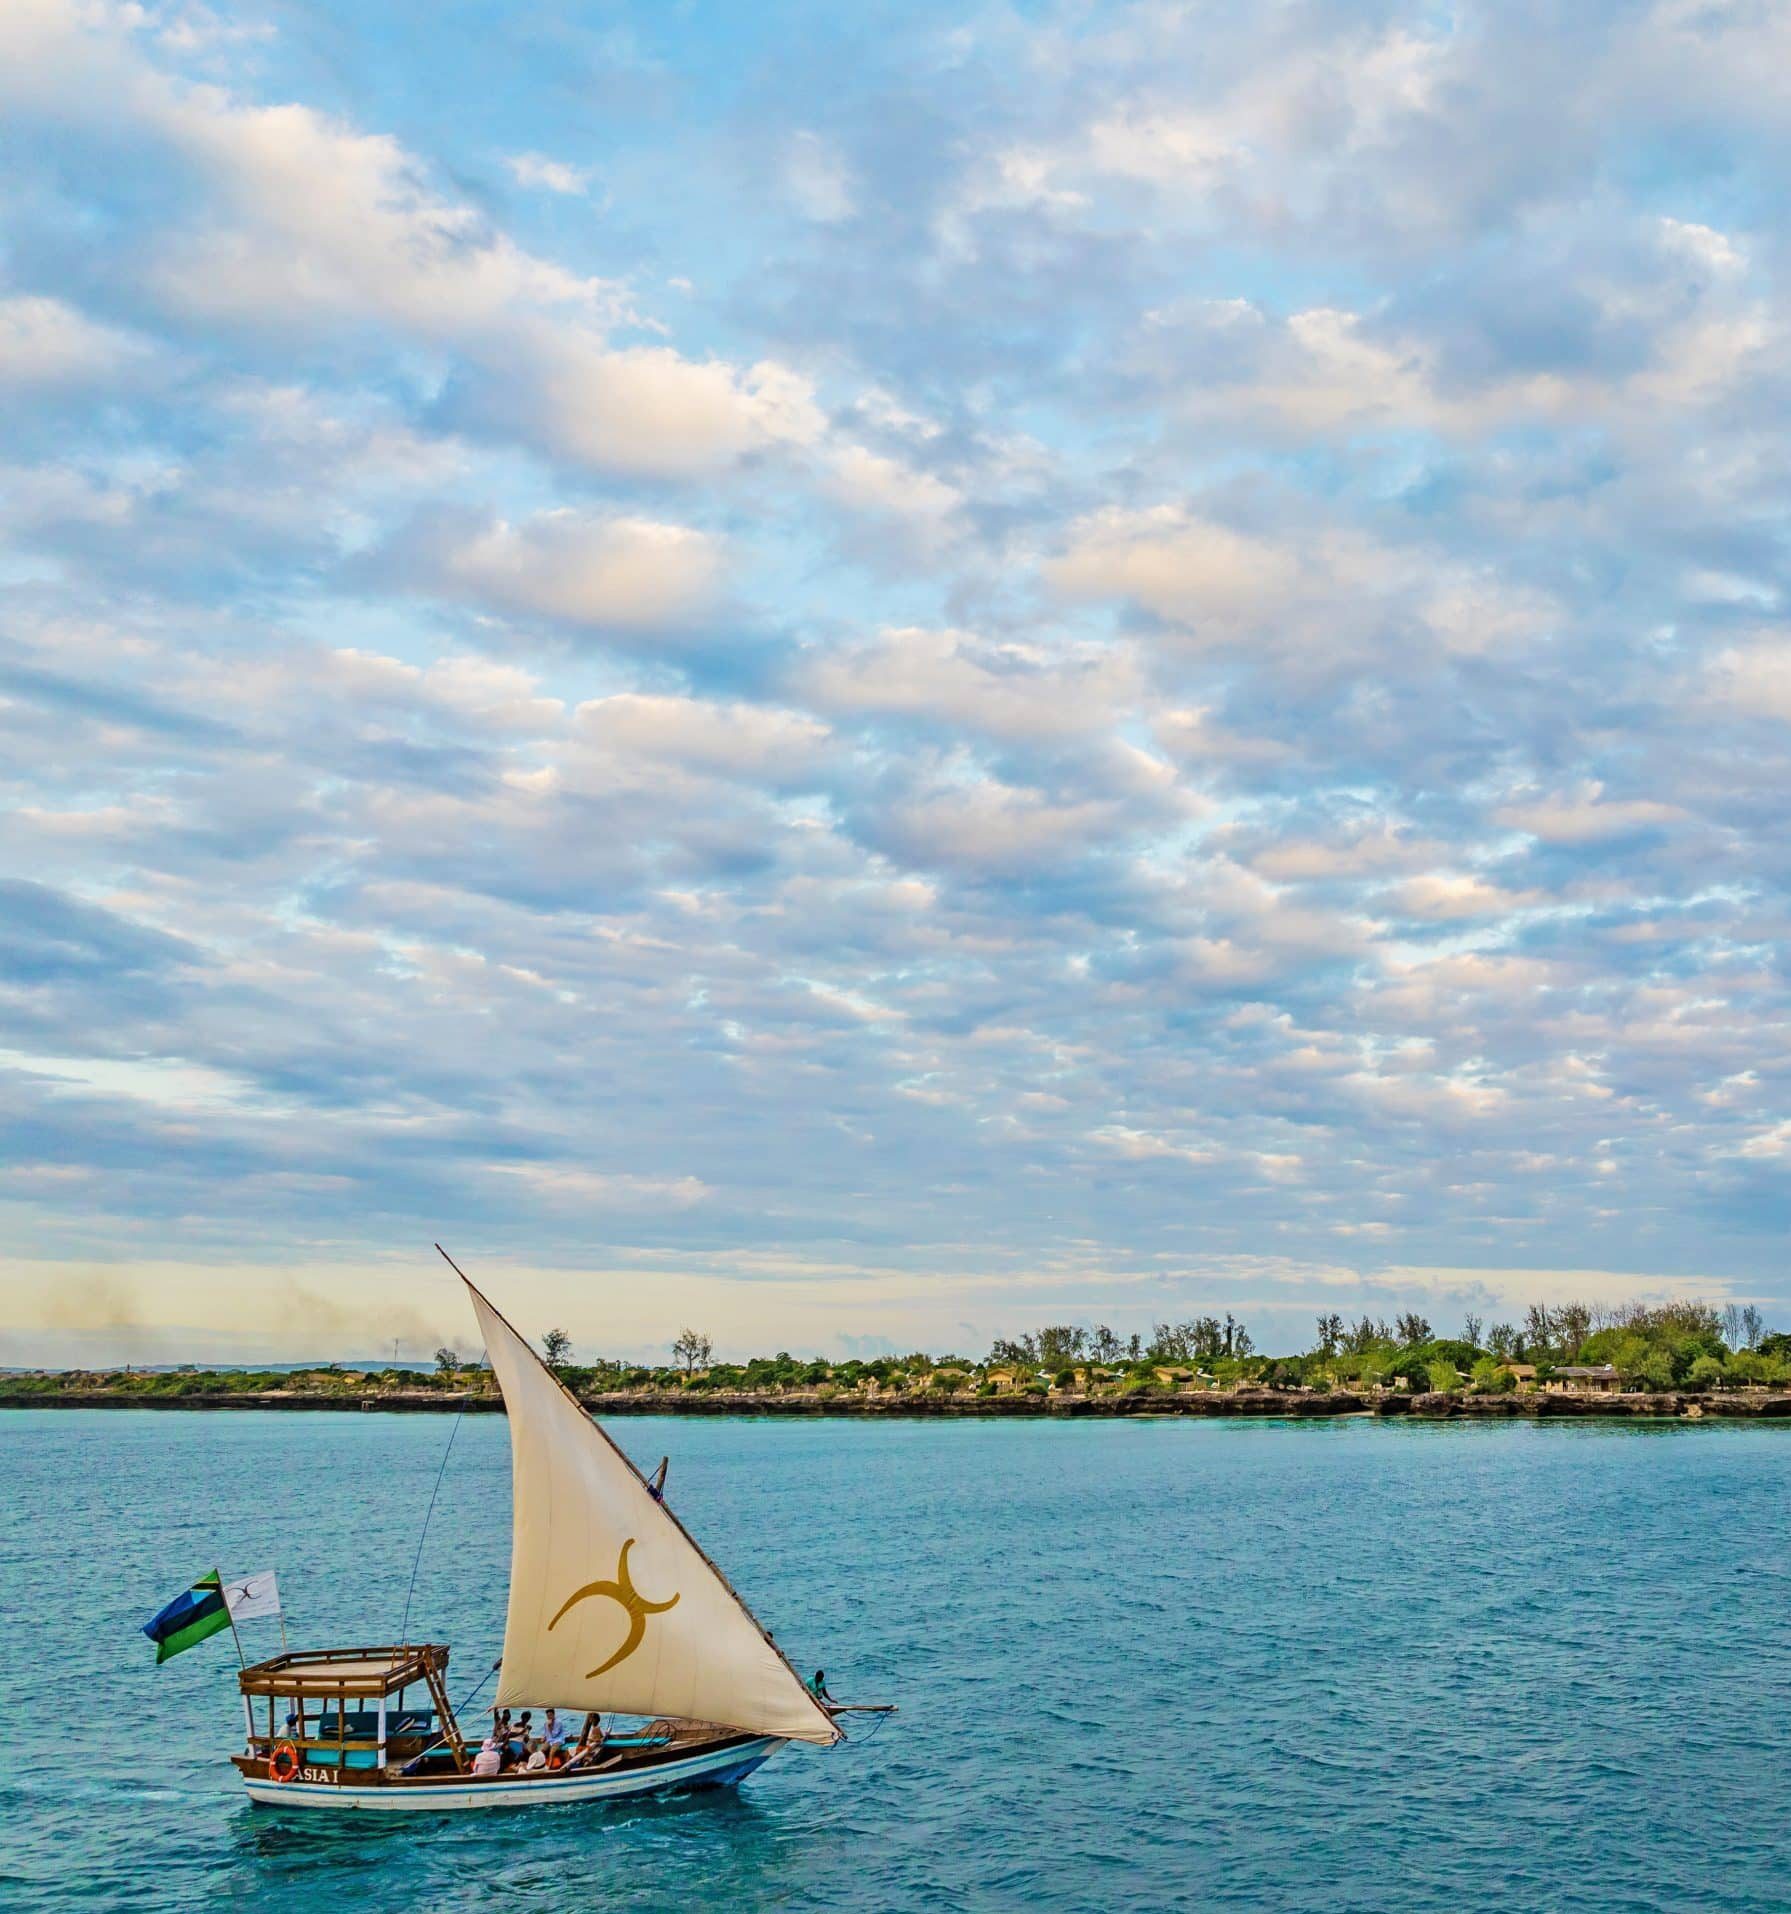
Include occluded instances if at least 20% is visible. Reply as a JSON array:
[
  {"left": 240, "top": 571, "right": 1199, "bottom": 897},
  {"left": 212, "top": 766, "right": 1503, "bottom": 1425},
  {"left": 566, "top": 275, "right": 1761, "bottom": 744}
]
[{"left": 269, "top": 1741, "right": 301, "bottom": 1783}]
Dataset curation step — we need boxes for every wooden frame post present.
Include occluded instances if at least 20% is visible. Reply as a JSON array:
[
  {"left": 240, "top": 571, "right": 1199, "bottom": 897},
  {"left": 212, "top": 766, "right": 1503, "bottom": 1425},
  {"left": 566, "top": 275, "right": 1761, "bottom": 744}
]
[{"left": 420, "top": 1648, "right": 468, "bottom": 1772}]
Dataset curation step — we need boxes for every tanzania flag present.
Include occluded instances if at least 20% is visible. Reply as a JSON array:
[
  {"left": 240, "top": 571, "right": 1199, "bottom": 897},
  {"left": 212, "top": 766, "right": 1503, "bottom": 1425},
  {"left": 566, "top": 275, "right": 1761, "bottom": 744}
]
[{"left": 143, "top": 1569, "right": 232, "bottom": 1664}]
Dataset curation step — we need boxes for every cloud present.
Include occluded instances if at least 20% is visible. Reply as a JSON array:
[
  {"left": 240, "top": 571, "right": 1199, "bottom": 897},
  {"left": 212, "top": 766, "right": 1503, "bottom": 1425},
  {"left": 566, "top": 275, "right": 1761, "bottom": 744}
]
[
  {"left": 576, "top": 693, "right": 830, "bottom": 783},
  {"left": 782, "top": 131, "right": 856, "bottom": 224},
  {"left": 0, "top": 0, "right": 831, "bottom": 485},
  {"left": 803, "top": 626, "right": 1135, "bottom": 742},
  {"left": 1705, "top": 638, "right": 1791, "bottom": 722},
  {"left": 5, "top": 0, "right": 1791, "bottom": 1352},
  {"left": 866, "top": 771, "right": 1129, "bottom": 879},
  {"left": 1383, "top": 872, "right": 1541, "bottom": 923},
  {"left": 1045, "top": 504, "right": 1553, "bottom": 664},
  {"left": 448, "top": 335, "right": 827, "bottom": 479},
  {"left": 0, "top": 880, "right": 197, "bottom": 986},
  {"left": 824, "top": 445, "right": 962, "bottom": 523},
  {"left": 0, "top": 296, "right": 156, "bottom": 388},
  {"left": 487, "top": 1164, "right": 710, "bottom": 1209},
  {"left": 147, "top": 96, "right": 609, "bottom": 336},
  {"left": 428, "top": 508, "right": 725, "bottom": 634},
  {"left": 1494, "top": 785, "right": 1681, "bottom": 846},
  {"left": 505, "top": 151, "right": 590, "bottom": 195}
]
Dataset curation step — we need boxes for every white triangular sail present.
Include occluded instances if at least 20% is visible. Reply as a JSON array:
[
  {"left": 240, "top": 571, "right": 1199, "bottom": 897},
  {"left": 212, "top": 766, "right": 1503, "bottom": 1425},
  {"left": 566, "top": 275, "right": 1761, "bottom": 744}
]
[{"left": 465, "top": 1279, "right": 840, "bottom": 1746}]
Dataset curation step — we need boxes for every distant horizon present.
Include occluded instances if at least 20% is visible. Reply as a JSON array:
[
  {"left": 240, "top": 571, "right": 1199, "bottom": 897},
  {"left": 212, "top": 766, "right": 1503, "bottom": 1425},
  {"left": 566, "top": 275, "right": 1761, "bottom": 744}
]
[
  {"left": 10, "top": 1290, "right": 1776, "bottom": 1375},
  {"left": 6, "top": 0, "right": 1791, "bottom": 1357}
]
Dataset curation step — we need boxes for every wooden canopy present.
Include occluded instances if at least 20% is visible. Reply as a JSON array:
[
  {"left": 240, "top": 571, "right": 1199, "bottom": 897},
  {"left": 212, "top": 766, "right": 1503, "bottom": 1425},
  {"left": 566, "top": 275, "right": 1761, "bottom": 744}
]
[{"left": 237, "top": 1643, "right": 450, "bottom": 1699}]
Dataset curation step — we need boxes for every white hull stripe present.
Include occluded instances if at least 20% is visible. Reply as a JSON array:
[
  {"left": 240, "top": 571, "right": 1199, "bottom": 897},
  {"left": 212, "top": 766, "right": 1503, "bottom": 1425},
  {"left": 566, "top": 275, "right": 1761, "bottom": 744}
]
[{"left": 242, "top": 1736, "right": 783, "bottom": 1811}]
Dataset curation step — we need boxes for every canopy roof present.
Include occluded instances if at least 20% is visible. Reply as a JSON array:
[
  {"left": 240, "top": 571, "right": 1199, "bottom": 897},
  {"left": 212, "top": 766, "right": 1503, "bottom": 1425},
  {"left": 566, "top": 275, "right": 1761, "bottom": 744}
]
[{"left": 238, "top": 1644, "right": 447, "bottom": 1698}]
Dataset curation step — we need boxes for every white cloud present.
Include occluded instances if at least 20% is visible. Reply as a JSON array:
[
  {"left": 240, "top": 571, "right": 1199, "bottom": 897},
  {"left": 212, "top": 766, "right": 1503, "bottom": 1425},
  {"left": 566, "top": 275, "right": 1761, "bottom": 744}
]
[
  {"left": 782, "top": 131, "right": 856, "bottom": 223},
  {"left": 1384, "top": 873, "right": 1540, "bottom": 921},
  {"left": 1089, "top": 1125, "right": 1214, "bottom": 1166},
  {"left": 577, "top": 693, "right": 830, "bottom": 781},
  {"left": 1248, "top": 826, "right": 1442, "bottom": 882},
  {"left": 0, "top": 295, "right": 155, "bottom": 387},
  {"left": 1706, "top": 637, "right": 1791, "bottom": 721},
  {"left": 151, "top": 99, "right": 610, "bottom": 335},
  {"left": 488, "top": 1165, "right": 711, "bottom": 1208},
  {"left": 506, "top": 151, "right": 590, "bottom": 195},
  {"left": 804, "top": 626, "right": 1135, "bottom": 741},
  {"left": 824, "top": 445, "right": 962, "bottom": 522},
  {"left": 1494, "top": 784, "right": 1681, "bottom": 845},
  {"left": 467, "top": 332, "right": 826, "bottom": 479},
  {"left": 0, "top": 2, "right": 834, "bottom": 484},
  {"left": 1047, "top": 507, "right": 1299, "bottom": 628},
  {"left": 1045, "top": 504, "right": 1552, "bottom": 662},
  {"left": 442, "top": 509, "right": 724, "bottom": 631},
  {"left": 877, "top": 773, "right": 1122, "bottom": 876}
]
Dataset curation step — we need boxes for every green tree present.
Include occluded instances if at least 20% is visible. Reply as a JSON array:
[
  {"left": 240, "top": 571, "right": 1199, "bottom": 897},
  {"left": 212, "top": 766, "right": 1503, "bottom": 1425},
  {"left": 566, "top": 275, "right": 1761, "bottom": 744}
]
[
  {"left": 1407, "top": 1338, "right": 1485, "bottom": 1371},
  {"left": 1037, "top": 1326, "right": 1088, "bottom": 1366},
  {"left": 1470, "top": 1355, "right": 1515, "bottom": 1394},
  {"left": 1427, "top": 1359, "right": 1461, "bottom": 1394},
  {"left": 541, "top": 1327, "right": 572, "bottom": 1369},
  {"left": 1727, "top": 1349, "right": 1768, "bottom": 1387},
  {"left": 1640, "top": 1349, "right": 1676, "bottom": 1391},
  {"left": 1687, "top": 1354, "right": 1726, "bottom": 1392},
  {"left": 671, "top": 1328, "right": 713, "bottom": 1375}
]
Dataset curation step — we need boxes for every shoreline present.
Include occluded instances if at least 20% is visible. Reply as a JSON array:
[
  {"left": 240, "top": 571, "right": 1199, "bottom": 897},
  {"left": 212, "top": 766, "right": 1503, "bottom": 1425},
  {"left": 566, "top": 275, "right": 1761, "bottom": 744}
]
[{"left": 6, "top": 1386, "right": 1791, "bottom": 1421}]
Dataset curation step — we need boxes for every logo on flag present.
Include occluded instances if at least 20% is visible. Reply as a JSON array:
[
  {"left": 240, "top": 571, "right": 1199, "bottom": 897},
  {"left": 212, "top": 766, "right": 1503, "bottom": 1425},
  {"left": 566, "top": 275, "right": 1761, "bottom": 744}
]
[{"left": 224, "top": 1569, "right": 282, "bottom": 1622}]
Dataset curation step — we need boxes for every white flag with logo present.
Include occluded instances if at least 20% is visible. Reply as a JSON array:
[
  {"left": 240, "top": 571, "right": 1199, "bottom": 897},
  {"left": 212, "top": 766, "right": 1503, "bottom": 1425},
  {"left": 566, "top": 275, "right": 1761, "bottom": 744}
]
[{"left": 224, "top": 1569, "right": 281, "bottom": 1621}]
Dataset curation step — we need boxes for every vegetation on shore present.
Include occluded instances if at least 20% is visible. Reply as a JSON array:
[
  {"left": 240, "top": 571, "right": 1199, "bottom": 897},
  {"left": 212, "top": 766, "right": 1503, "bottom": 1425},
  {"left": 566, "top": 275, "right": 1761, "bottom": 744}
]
[{"left": 10, "top": 1299, "right": 1787, "bottom": 1405}]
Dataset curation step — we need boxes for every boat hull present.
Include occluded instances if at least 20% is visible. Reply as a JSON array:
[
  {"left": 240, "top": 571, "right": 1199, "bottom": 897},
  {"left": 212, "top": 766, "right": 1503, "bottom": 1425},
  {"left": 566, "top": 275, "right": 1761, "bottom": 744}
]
[{"left": 240, "top": 1735, "right": 784, "bottom": 1812}]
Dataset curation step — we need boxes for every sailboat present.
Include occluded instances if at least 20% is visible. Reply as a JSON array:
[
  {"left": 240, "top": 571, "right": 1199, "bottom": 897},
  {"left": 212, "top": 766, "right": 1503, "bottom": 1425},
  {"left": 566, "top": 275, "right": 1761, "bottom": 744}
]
[{"left": 230, "top": 1267, "right": 884, "bottom": 1810}]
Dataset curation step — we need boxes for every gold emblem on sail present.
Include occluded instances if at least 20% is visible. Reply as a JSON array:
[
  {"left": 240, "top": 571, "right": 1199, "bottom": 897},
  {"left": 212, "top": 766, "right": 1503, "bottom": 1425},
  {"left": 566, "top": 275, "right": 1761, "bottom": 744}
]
[{"left": 547, "top": 1539, "right": 680, "bottom": 1677}]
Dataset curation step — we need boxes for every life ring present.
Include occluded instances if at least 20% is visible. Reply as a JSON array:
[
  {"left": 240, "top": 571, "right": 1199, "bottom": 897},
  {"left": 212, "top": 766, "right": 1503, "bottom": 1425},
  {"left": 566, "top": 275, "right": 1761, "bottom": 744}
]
[{"left": 269, "top": 1741, "right": 301, "bottom": 1783}]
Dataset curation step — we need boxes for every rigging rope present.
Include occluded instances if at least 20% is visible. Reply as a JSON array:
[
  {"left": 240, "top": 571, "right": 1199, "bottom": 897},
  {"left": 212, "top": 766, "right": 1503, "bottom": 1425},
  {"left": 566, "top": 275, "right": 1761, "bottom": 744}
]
[{"left": 398, "top": 1346, "right": 486, "bottom": 1647}]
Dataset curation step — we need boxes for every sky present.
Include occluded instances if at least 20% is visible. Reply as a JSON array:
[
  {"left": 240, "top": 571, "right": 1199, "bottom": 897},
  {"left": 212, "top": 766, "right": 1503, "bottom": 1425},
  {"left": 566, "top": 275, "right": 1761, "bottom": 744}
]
[{"left": 3, "top": 0, "right": 1790, "bottom": 1366}]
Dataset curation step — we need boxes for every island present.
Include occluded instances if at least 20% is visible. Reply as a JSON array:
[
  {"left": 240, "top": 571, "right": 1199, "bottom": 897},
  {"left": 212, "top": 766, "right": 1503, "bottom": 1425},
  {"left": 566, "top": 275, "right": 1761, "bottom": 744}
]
[{"left": 7, "top": 1300, "right": 1790, "bottom": 1421}]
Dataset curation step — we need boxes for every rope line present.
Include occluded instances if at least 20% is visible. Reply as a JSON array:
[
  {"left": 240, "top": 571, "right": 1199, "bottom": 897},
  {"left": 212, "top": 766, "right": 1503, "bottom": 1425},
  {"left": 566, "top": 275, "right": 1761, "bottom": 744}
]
[{"left": 398, "top": 1347, "right": 486, "bottom": 1646}]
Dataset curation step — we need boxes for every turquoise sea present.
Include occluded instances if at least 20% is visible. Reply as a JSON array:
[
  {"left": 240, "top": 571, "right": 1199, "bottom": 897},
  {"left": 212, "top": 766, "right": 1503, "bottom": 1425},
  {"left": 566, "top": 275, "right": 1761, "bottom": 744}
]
[{"left": 2, "top": 1410, "right": 1788, "bottom": 1912}]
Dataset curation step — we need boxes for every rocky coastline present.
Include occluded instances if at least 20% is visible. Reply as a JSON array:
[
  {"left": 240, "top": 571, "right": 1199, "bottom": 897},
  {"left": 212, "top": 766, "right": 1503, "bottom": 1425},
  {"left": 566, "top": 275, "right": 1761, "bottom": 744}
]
[{"left": 6, "top": 1384, "right": 1791, "bottom": 1420}]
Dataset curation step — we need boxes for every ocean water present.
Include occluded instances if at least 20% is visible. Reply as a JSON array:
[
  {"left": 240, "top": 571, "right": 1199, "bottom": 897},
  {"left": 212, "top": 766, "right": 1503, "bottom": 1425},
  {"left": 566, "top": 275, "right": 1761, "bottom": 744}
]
[{"left": 2, "top": 1410, "right": 1788, "bottom": 1913}]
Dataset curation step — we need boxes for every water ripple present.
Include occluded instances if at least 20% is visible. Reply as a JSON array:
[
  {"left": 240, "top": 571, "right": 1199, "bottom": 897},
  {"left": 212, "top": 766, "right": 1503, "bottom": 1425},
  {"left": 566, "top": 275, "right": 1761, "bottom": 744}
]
[{"left": 3, "top": 1411, "right": 1788, "bottom": 1911}]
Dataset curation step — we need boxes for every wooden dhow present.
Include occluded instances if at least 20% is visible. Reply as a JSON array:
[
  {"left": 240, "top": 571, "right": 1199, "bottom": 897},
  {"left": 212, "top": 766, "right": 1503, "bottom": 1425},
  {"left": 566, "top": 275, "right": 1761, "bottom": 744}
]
[{"left": 231, "top": 1264, "right": 884, "bottom": 1811}]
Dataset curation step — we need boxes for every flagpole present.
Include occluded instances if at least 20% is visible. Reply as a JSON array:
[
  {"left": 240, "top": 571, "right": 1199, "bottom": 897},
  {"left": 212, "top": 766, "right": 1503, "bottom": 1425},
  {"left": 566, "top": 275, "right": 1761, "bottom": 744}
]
[{"left": 219, "top": 1566, "right": 248, "bottom": 1671}]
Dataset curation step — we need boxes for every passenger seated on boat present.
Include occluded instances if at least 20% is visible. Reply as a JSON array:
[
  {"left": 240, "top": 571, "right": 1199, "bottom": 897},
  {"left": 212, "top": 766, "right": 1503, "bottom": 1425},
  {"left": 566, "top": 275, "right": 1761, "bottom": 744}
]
[
  {"left": 524, "top": 1746, "right": 548, "bottom": 1772},
  {"left": 472, "top": 1739, "right": 502, "bottom": 1778},
  {"left": 542, "top": 1708, "right": 569, "bottom": 1757},
  {"left": 564, "top": 1714, "right": 604, "bottom": 1768}
]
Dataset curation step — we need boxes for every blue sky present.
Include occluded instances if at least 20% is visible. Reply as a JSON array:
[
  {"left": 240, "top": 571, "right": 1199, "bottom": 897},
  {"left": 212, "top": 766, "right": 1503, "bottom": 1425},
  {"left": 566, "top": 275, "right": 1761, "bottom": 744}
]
[{"left": 4, "top": 0, "right": 1790, "bottom": 1364}]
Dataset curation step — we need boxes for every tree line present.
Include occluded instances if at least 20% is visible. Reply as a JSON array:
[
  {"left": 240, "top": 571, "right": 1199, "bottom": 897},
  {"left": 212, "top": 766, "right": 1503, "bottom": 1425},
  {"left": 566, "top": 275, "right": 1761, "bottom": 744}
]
[
  {"left": 423, "top": 1296, "right": 1785, "bottom": 1395},
  {"left": 17, "top": 1297, "right": 1783, "bottom": 1401}
]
